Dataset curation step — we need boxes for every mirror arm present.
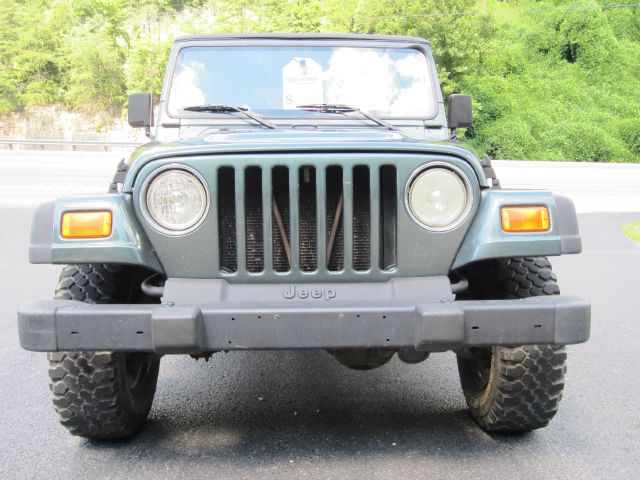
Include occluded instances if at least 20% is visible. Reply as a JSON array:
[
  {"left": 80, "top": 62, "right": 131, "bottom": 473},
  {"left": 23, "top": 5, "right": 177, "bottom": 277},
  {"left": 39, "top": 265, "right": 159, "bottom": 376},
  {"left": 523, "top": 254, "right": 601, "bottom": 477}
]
[{"left": 145, "top": 125, "right": 155, "bottom": 141}]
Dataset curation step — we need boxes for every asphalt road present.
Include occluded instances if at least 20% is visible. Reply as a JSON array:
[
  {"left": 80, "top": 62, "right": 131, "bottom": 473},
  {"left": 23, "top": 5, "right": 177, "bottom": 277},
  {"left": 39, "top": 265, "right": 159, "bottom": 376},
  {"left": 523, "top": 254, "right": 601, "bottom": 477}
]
[{"left": 1, "top": 152, "right": 639, "bottom": 479}]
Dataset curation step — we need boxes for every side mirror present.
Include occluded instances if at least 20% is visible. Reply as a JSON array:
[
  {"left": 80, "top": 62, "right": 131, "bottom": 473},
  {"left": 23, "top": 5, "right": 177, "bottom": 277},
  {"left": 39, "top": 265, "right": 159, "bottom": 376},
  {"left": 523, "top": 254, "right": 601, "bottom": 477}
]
[
  {"left": 447, "top": 94, "right": 472, "bottom": 130},
  {"left": 128, "top": 93, "right": 153, "bottom": 128}
]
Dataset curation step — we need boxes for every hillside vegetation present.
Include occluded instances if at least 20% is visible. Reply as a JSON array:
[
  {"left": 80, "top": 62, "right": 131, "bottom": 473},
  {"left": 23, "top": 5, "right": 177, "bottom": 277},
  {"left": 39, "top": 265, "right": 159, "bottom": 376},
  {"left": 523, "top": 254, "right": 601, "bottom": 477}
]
[{"left": 1, "top": 0, "right": 639, "bottom": 161}]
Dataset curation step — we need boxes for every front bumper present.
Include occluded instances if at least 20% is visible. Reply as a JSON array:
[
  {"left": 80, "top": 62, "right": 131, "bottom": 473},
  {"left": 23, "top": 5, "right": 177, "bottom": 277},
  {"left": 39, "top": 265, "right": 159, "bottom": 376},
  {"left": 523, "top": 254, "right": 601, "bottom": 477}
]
[{"left": 18, "top": 277, "right": 590, "bottom": 353}]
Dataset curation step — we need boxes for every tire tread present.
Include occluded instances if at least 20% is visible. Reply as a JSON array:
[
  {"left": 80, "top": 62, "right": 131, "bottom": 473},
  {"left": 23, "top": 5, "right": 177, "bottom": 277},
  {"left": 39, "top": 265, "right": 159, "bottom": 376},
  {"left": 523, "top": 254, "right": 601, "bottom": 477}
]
[
  {"left": 48, "top": 264, "right": 158, "bottom": 440},
  {"left": 48, "top": 351, "right": 147, "bottom": 439},
  {"left": 458, "top": 256, "right": 567, "bottom": 433},
  {"left": 476, "top": 345, "right": 567, "bottom": 432}
]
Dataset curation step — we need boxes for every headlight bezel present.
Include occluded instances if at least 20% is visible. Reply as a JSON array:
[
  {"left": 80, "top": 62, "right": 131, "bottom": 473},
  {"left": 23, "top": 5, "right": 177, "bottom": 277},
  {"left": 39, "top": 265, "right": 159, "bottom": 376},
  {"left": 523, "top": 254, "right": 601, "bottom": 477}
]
[
  {"left": 139, "top": 163, "right": 210, "bottom": 236},
  {"left": 405, "top": 162, "right": 473, "bottom": 232}
]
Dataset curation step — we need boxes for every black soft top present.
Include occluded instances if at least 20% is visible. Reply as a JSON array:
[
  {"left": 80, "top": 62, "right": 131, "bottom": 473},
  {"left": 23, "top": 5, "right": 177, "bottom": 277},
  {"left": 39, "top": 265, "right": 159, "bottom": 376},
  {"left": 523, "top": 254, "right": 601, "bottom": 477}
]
[{"left": 174, "top": 33, "right": 430, "bottom": 45}]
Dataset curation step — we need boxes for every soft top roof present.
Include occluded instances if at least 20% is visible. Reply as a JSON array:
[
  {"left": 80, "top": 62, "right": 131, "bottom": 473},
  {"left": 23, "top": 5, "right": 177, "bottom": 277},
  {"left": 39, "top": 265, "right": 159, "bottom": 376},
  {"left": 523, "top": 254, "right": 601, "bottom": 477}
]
[{"left": 174, "top": 33, "right": 430, "bottom": 45}]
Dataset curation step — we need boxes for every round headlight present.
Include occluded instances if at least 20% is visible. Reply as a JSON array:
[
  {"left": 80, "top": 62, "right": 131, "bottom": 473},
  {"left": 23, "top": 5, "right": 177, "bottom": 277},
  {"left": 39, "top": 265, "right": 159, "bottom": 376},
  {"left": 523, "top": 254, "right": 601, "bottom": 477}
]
[
  {"left": 143, "top": 166, "right": 209, "bottom": 235},
  {"left": 407, "top": 166, "right": 471, "bottom": 231}
]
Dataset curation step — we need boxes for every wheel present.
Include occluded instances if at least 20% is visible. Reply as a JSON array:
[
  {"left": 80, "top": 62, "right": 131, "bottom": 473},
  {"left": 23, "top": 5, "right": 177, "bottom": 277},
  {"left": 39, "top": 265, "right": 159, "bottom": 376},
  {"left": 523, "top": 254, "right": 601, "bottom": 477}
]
[
  {"left": 456, "top": 257, "right": 567, "bottom": 433},
  {"left": 48, "top": 264, "right": 160, "bottom": 440}
]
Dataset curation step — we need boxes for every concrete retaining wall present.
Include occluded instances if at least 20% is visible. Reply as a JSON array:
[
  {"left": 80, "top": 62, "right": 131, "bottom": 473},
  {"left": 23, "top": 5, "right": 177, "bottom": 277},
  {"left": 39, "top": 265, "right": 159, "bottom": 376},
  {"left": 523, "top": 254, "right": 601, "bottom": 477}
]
[{"left": 0, "top": 106, "right": 146, "bottom": 150}]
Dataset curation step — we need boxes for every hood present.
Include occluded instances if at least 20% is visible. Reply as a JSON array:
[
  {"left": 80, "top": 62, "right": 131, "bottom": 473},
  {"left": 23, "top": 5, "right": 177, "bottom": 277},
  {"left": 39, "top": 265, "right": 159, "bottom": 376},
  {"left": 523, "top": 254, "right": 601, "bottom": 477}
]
[
  {"left": 123, "top": 128, "right": 486, "bottom": 190},
  {"left": 201, "top": 128, "right": 409, "bottom": 144}
]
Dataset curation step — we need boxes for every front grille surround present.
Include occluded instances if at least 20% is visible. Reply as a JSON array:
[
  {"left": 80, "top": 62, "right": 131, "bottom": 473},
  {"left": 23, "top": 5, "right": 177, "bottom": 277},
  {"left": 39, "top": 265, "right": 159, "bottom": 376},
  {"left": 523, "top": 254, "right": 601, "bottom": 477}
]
[{"left": 133, "top": 153, "right": 480, "bottom": 283}]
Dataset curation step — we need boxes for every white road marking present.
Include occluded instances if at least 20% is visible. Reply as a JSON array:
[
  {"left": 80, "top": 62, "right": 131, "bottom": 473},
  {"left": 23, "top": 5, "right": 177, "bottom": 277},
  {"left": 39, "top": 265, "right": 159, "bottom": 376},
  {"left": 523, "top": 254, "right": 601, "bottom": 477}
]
[{"left": 0, "top": 152, "right": 638, "bottom": 212}]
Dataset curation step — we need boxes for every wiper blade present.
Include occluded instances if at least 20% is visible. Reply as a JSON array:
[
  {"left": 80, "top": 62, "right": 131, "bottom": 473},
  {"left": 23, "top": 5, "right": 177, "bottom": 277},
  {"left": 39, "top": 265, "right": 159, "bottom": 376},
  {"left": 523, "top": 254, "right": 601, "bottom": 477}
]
[
  {"left": 295, "top": 103, "right": 400, "bottom": 132},
  {"left": 183, "top": 104, "right": 277, "bottom": 129}
]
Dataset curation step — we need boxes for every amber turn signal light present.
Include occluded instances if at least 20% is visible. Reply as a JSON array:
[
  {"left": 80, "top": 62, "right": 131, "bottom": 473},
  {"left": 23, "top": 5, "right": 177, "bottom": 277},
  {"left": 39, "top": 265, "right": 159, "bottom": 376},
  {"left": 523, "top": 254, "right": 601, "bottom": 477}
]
[
  {"left": 61, "top": 211, "right": 112, "bottom": 239},
  {"left": 501, "top": 206, "right": 550, "bottom": 232}
]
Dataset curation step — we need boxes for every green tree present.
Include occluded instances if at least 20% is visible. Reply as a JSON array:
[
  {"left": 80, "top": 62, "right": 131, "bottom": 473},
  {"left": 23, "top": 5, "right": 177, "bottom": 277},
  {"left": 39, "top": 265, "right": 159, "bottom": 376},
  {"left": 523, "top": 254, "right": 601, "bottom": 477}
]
[{"left": 64, "top": 26, "right": 127, "bottom": 110}]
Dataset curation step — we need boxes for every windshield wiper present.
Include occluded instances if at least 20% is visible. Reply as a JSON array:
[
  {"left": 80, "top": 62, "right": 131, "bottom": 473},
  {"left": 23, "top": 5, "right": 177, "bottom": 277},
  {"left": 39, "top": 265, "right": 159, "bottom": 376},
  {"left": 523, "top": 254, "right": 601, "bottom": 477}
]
[
  {"left": 295, "top": 104, "right": 400, "bottom": 132},
  {"left": 183, "top": 104, "right": 277, "bottom": 129}
]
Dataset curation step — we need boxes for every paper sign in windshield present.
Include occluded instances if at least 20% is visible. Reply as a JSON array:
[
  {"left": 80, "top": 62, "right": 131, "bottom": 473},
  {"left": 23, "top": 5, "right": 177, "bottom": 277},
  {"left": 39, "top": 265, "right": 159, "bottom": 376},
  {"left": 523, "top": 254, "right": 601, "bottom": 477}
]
[{"left": 282, "top": 57, "right": 323, "bottom": 109}]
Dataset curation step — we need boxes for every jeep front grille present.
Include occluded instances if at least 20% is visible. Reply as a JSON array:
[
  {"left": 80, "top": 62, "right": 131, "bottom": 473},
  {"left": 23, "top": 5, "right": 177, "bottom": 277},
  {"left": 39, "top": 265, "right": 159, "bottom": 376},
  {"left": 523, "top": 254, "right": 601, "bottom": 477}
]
[{"left": 217, "top": 164, "right": 397, "bottom": 276}]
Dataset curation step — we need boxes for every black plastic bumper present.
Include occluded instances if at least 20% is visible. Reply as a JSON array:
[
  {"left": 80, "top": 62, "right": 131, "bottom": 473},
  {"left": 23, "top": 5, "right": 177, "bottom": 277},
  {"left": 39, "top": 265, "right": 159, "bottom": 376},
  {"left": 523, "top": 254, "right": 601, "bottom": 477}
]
[{"left": 18, "top": 278, "right": 590, "bottom": 353}]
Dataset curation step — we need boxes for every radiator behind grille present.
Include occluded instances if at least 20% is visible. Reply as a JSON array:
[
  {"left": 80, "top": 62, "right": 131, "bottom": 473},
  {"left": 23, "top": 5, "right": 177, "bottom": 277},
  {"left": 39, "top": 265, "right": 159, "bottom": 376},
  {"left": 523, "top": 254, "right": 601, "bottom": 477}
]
[
  {"left": 216, "top": 164, "right": 396, "bottom": 276},
  {"left": 299, "top": 166, "right": 317, "bottom": 272},
  {"left": 217, "top": 167, "right": 237, "bottom": 273},
  {"left": 271, "top": 167, "right": 290, "bottom": 272}
]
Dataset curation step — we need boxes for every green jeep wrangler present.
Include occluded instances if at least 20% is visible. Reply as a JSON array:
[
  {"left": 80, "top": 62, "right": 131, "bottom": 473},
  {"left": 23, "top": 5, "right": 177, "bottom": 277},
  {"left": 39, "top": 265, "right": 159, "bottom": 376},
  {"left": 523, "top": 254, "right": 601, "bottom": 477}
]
[{"left": 18, "top": 34, "right": 590, "bottom": 440}]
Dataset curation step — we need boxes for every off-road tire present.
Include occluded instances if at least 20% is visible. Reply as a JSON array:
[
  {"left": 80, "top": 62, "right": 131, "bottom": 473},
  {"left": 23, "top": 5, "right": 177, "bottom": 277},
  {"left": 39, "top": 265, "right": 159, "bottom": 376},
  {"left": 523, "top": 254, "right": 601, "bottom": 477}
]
[
  {"left": 457, "top": 256, "right": 567, "bottom": 433},
  {"left": 458, "top": 345, "right": 567, "bottom": 432},
  {"left": 48, "top": 264, "right": 160, "bottom": 440},
  {"left": 490, "top": 257, "right": 560, "bottom": 298}
]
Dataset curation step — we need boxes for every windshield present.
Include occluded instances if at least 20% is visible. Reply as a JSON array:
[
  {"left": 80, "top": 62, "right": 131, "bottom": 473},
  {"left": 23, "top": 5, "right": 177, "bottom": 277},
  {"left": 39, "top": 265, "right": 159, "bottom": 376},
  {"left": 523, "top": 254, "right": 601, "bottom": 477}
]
[{"left": 167, "top": 45, "right": 437, "bottom": 119}]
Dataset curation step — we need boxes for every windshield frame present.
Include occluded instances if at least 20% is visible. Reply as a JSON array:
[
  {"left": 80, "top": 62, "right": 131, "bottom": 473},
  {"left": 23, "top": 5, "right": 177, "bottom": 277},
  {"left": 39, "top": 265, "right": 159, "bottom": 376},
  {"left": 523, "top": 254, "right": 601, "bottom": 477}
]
[{"left": 160, "top": 38, "right": 442, "bottom": 124}]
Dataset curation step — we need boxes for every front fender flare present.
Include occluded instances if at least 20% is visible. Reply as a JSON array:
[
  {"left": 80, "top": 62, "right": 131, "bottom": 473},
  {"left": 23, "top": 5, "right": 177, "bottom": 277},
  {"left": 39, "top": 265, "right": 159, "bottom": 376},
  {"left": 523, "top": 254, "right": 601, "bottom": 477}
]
[
  {"left": 452, "top": 190, "right": 581, "bottom": 269},
  {"left": 29, "top": 195, "right": 163, "bottom": 272}
]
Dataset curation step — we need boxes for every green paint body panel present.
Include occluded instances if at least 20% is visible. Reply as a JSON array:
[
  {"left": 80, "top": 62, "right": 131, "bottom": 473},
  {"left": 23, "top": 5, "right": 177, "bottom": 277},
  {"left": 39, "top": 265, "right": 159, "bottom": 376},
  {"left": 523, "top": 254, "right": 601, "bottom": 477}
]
[
  {"left": 131, "top": 152, "right": 480, "bottom": 281},
  {"left": 452, "top": 190, "right": 562, "bottom": 269},
  {"left": 48, "top": 195, "right": 162, "bottom": 272},
  {"left": 31, "top": 178, "right": 578, "bottom": 280}
]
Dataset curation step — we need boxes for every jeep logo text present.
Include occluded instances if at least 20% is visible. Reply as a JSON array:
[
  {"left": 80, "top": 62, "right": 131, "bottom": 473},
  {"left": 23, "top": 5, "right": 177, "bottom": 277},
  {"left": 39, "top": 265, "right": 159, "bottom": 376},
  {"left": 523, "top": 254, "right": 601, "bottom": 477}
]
[{"left": 282, "top": 285, "right": 336, "bottom": 300}]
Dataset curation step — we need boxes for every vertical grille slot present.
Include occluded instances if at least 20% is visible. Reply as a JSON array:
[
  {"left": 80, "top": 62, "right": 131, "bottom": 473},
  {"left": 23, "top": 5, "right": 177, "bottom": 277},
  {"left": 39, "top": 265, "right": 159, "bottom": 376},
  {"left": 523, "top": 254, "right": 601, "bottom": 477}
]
[
  {"left": 299, "top": 166, "right": 317, "bottom": 272},
  {"left": 353, "top": 166, "right": 371, "bottom": 271},
  {"left": 380, "top": 165, "right": 397, "bottom": 271},
  {"left": 244, "top": 167, "right": 263, "bottom": 273},
  {"left": 217, "top": 167, "right": 237, "bottom": 273},
  {"left": 315, "top": 167, "right": 327, "bottom": 271},
  {"left": 272, "top": 167, "right": 290, "bottom": 272},
  {"left": 326, "top": 166, "right": 344, "bottom": 271},
  {"left": 262, "top": 167, "right": 273, "bottom": 273}
]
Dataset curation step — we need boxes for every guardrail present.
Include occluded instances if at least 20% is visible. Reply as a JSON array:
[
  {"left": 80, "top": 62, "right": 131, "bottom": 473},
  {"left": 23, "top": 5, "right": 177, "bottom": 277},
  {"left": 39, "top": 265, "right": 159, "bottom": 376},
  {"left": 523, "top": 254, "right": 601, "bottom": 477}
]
[{"left": 0, "top": 138, "right": 140, "bottom": 151}]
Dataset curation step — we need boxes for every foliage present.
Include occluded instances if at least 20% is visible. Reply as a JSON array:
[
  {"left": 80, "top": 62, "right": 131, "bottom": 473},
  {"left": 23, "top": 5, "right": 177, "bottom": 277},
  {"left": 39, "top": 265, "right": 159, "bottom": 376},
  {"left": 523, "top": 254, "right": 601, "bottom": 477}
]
[
  {"left": 621, "top": 221, "right": 640, "bottom": 244},
  {"left": 0, "top": 0, "right": 639, "bottom": 161},
  {"left": 461, "top": 0, "right": 640, "bottom": 162}
]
